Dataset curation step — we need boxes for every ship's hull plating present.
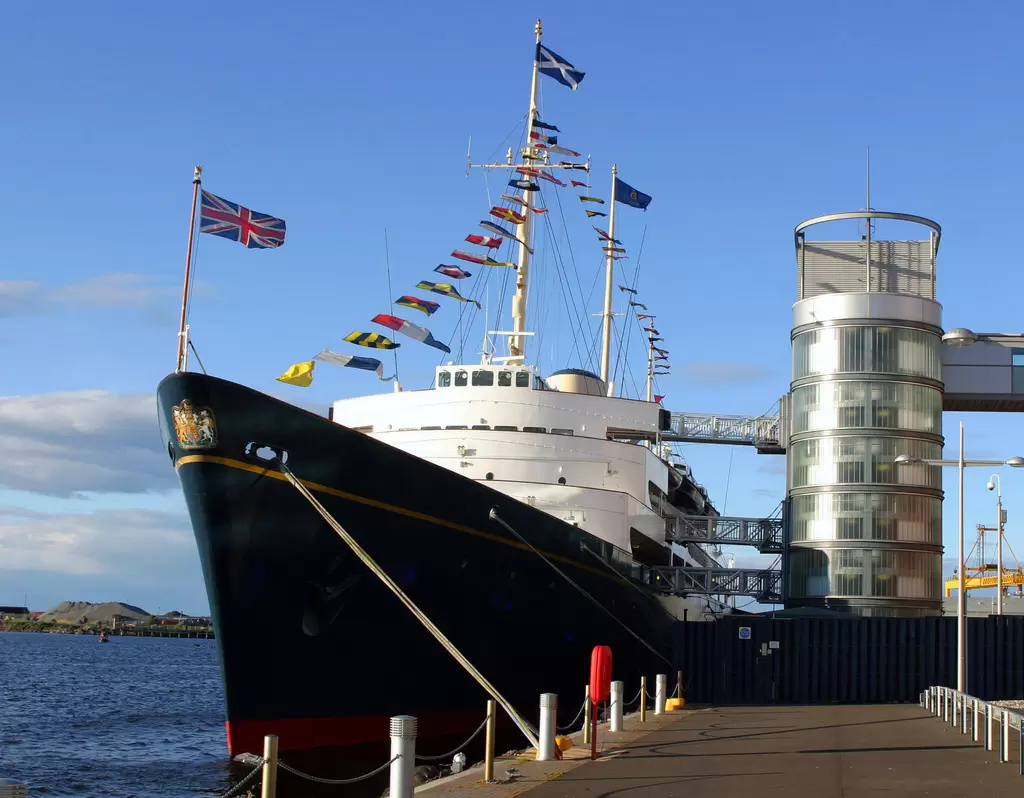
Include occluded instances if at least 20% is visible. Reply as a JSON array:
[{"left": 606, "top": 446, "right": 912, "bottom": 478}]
[{"left": 158, "top": 373, "right": 674, "bottom": 757}]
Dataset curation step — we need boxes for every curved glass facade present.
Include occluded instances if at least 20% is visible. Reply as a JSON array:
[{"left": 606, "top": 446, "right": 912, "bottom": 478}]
[
  {"left": 790, "top": 493, "right": 941, "bottom": 544},
  {"left": 791, "top": 382, "right": 942, "bottom": 435},
  {"left": 793, "top": 326, "right": 941, "bottom": 381},
  {"left": 788, "top": 316, "right": 943, "bottom": 616},
  {"left": 788, "top": 548, "right": 942, "bottom": 601},
  {"left": 789, "top": 435, "right": 942, "bottom": 490}
]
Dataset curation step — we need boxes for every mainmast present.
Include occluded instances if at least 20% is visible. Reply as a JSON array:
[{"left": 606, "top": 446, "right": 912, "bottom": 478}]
[
  {"left": 599, "top": 163, "right": 618, "bottom": 382},
  {"left": 645, "top": 329, "right": 654, "bottom": 402},
  {"left": 508, "top": 19, "right": 543, "bottom": 363},
  {"left": 465, "top": 19, "right": 588, "bottom": 366}
]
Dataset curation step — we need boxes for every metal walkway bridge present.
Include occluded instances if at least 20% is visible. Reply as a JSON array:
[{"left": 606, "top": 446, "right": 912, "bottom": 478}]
[
  {"left": 652, "top": 566, "right": 783, "bottom": 603},
  {"left": 665, "top": 412, "right": 785, "bottom": 454},
  {"left": 666, "top": 514, "right": 784, "bottom": 554}
]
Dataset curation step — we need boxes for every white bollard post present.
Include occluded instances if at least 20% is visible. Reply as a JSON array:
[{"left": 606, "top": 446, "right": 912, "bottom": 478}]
[
  {"left": 655, "top": 674, "right": 667, "bottom": 716},
  {"left": 582, "top": 686, "right": 591, "bottom": 745},
  {"left": 961, "top": 694, "right": 968, "bottom": 734},
  {"left": 389, "top": 715, "right": 417, "bottom": 798},
  {"left": 973, "top": 698, "right": 980, "bottom": 742},
  {"left": 987, "top": 703, "right": 994, "bottom": 751},
  {"left": 1003, "top": 710, "right": 1010, "bottom": 763},
  {"left": 538, "top": 693, "right": 557, "bottom": 761},
  {"left": 610, "top": 681, "right": 623, "bottom": 732}
]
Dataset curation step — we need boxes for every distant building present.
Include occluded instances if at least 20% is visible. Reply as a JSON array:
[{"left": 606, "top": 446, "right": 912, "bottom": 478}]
[{"left": 0, "top": 606, "right": 30, "bottom": 620}]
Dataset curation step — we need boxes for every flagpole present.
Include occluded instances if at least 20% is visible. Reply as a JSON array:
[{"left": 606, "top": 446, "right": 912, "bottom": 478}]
[
  {"left": 646, "top": 332, "right": 654, "bottom": 402},
  {"left": 599, "top": 163, "right": 617, "bottom": 384},
  {"left": 175, "top": 165, "right": 202, "bottom": 373},
  {"left": 509, "top": 19, "right": 542, "bottom": 365}
]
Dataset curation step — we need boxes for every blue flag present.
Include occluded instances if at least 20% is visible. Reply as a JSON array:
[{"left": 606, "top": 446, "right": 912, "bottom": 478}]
[
  {"left": 614, "top": 178, "right": 652, "bottom": 211},
  {"left": 536, "top": 44, "right": 585, "bottom": 91}
]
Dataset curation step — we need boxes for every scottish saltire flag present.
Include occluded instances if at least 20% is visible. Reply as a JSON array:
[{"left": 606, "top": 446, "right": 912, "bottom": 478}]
[
  {"left": 344, "top": 331, "right": 400, "bottom": 350},
  {"left": 394, "top": 295, "right": 440, "bottom": 316},
  {"left": 200, "top": 191, "right": 286, "bottom": 248},
  {"left": 533, "top": 119, "right": 560, "bottom": 132},
  {"left": 416, "top": 281, "right": 482, "bottom": 309},
  {"left": 465, "top": 234, "right": 503, "bottom": 249},
  {"left": 536, "top": 44, "right": 585, "bottom": 90},
  {"left": 614, "top": 178, "right": 653, "bottom": 210},
  {"left": 314, "top": 349, "right": 393, "bottom": 381},
  {"left": 435, "top": 264, "right": 472, "bottom": 279},
  {"left": 372, "top": 314, "right": 451, "bottom": 354}
]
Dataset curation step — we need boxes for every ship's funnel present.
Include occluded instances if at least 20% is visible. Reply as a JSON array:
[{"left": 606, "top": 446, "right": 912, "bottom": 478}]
[{"left": 545, "top": 368, "right": 607, "bottom": 396}]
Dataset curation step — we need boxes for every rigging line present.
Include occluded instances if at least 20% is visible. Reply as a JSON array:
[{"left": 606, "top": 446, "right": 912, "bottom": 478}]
[
  {"left": 540, "top": 212, "right": 591, "bottom": 370},
  {"left": 612, "top": 225, "right": 648, "bottom": 389},
  {"left": 277, "top": 460, "right": 540, "bottom": 749},
  {"left": 383, "top": 229, "right": 399, "bottom": 381},
  {"left": 488, "top": 508, "right": 671, "bottom": 665},
  {"left": 187, "top": 339, "right": 208, "bottom": 375},
  {"left": 484, "top": 113, "right": 530, "bottom": 162},
  {"left": 550, "top": 184, "right": 598, "bottom": 371},
  {"left": 610, "top": 322, "right": 642, "bottom": 400}
]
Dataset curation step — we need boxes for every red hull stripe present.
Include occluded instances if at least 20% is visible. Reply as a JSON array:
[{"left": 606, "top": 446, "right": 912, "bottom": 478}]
[{"left": 226, "top": 710, "right": 484, "bottom": 755}]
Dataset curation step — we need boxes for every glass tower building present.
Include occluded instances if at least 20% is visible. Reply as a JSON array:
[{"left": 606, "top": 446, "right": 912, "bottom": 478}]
[{"left": 787, "top": 212, "right": 944, "bottom": 616}]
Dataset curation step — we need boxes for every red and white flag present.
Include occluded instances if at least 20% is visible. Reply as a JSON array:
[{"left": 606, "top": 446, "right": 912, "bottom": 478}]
[
  {"left": 372, "top": 314, "right": 450, "bottom": 354},
  {"left": 465, "top": 234, "right": 502, "bottom": 248}
]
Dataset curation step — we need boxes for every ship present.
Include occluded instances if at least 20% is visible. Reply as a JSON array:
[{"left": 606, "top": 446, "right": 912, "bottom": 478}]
[{"left": 158, "top": 20, "right": 725, "bottom": 760}]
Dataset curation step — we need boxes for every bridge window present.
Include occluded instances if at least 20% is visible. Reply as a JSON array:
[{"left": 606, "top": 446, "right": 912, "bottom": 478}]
[
  {"left": 498, "top": 371, "right": 512, "bottom": 387},
  {"left": 472, "top": 424, "right": 490, "bottom": 430},
  {"left": 438, "top": 371, "right": 451, "bottom": 388},
  {"left": 523, "top": 426, "right": 546, "bottom": 433},
  {"left": 494, "top": 425, "right": 518, "bottom": 432},
  {"left": 454, "top": 370, "right": 467, "bottom": 387},
  {"left": 1013, "top": 350, "right": 1024, "bottom": 393},
  {"left": 515, "top": 372, "right": 530, "bottom": 388},
  {"left": 551, "top": 428, "right": 574, "bottom": 436},
  {"left": 445, "top": 425, "right": 468, "bottom": 430},
  {"left": 472, "top": 370, "right": 494, "bottom": 386}
]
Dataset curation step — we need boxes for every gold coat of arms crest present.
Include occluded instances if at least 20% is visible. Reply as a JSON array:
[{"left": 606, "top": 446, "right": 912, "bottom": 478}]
[{"left": 172, "top": 400, "right": 218, "bottom": 450}]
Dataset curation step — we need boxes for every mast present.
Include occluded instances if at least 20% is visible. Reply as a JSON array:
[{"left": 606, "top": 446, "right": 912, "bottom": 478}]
[
  {"left": 645, "top": 331, "right": 654, "bottom": 402},
  {"left": 599, "top": 164, "right": 617, "bottom": 382},
  {"left": 175, "top": 165, "right": 202, "bottom": 373},
  {"left": 508, "top": 19, "right": 543, "bottom": 364}
]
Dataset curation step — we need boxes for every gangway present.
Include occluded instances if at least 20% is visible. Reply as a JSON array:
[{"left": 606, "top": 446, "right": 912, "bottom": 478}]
[
  {"left": 666, "top": 514, "right": 784, "bottom": 554},
  {"left": 650, "top": 566, "right": 782, "bottom": 603},
  {"left": 665, "top": 412, "right": 785, "bottom": 454}
]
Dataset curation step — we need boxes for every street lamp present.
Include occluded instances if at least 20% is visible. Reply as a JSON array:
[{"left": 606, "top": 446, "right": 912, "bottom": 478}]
[
  {"left": 894, "top": 421, "right": 1024, "bottom": 693},
  {"left": 987, "top": 474, "right": 1007, "bottom": 616}
]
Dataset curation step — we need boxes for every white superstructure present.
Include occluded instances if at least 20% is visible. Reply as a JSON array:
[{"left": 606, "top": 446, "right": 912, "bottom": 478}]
[{"left": 331, "top": 364, "right": 716, "bottom": 572}]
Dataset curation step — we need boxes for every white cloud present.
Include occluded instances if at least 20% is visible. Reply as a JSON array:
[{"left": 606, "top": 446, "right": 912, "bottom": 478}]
[
  {"left": 0, "top": 273, "right": 173, "bottom": 318},
  {"left": 680, "top": 361, "right": 774, "bottom": 384},
  {"left": 0, "top": 391, "right": 175, "bottom": 497},
  {"left": 0, "top": 506, "right": 192, "bottom": 577}
]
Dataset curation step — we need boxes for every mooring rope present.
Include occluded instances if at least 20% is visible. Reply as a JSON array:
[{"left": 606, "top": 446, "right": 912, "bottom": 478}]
[
  {"left": 219, "top": 758, "right": 263, "bottom": 798},
  {"left": 279, "top": 755, "right": 398, "bottom": 785},
  {"left": 488, "top": 508, "right": 671, "bottom": 665},
  {"left": 416, "top": 713, "right": 490, "bottom": 761},
  {"left": 277, "top": 461, "right": 540, "bottom": 750}
]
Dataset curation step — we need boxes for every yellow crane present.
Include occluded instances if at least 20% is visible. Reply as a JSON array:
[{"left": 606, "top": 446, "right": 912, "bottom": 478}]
[{"left": 944, "top": 522, "right": 1024, "bottom": 597}]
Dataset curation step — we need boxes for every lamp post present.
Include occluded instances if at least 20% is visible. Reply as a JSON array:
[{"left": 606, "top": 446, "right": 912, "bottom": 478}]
[
  {"left": 894, "top": 421, "right": 1024, "bottom": 693},
  {"left": 987, "top": 474, "right": 1006, "bottom": 616}
]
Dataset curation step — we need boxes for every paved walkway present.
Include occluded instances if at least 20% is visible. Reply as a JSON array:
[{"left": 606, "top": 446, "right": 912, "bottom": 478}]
[
  {"left": 522, "top": 705, "right": 1019, "bottom": 797},
  {"left": 422, "top": 704, "right": 1024, "bottom": 796}
]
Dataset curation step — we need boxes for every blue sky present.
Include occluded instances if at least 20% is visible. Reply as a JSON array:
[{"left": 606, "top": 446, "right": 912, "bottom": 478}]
[{"left": 2, "top": 1, "right": 1024, "bottom": 613}]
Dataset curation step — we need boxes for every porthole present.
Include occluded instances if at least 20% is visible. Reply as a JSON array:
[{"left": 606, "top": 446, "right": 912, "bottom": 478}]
[
  {"left": 486, "top": 472, "right": 494, "bottom": 480},
  {"left": 558, "top": 477, "right": 566, "bottom": 485}
]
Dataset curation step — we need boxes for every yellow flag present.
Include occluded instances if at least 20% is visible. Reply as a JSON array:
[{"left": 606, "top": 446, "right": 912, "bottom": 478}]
[{"left": 276, "top": 361, "right": 314, "bottom": 387}]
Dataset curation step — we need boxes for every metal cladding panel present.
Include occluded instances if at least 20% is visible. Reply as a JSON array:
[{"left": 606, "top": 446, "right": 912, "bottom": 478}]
[
  {"left": 798, "top": 240, "right": 934, "bottom": 300},
  {"left": 672, "top": 616, "right": 1024, "bottom": 705}
]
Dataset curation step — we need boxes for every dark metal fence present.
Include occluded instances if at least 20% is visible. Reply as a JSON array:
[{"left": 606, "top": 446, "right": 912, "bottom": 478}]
[{"left": 672, "top": 616, "right": 1024, "bottom": 705}]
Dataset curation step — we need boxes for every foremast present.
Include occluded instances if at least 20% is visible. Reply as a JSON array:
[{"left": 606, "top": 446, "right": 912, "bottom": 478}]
[{"left": 466, "top": 19, "right": 588, "bottom": 366}]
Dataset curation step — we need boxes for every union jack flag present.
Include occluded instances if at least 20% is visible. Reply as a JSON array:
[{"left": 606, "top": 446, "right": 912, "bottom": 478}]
[{"left": 200, "top": 190, "right": 286, "bottom": 249}]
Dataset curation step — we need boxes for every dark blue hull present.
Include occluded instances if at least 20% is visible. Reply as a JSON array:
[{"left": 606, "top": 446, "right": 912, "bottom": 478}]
[{"left": 157, "top": 373, "right": 674, "bottom": 757}]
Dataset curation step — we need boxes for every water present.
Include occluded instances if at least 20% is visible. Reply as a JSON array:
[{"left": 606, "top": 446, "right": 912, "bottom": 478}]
[{"left": 0, "top": 632, "right": 236, "bottom": 797}]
